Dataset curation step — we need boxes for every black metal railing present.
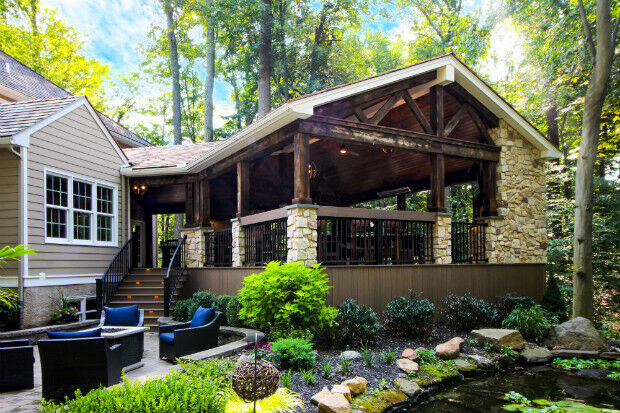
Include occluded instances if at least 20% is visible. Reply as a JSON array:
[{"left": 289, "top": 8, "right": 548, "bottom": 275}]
[
  {"left": 451, "top": 222, "right": 488, "bottom": 263},
  {"left": 317, "top": 218, "right": 434, "bottom": 265},
  {"left": 163, "top": 235, "right": 187, "bottom": 317},
  {"left": 96, "top": 236, "right": 136, "bottom": 314},
  {"left": 160, "top": 239, "right": 178, "bottom": 268},
  {"left": 205, "top": 228, "right": 232, "bottom": 267},
  {"left": 243, "top": 219, "right": 288, "bottom": 266}
]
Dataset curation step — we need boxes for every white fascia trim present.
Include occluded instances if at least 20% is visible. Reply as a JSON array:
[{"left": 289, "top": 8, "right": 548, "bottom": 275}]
[
  {"left": 120, "top": 165, "right": 189, "bottom": 177},
  {"left": 23, "top": 274, "right": 99, "bottom": 287},
  {"left": 0, "top": 137, "right": 13, "bottom": 146}
]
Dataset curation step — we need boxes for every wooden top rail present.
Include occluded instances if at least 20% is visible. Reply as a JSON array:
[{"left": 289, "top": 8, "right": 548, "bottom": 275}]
[
  {"left": 238, "top": 207, "right": 288, "bottom": 226},
  {"left": 317, "top": 206, "right": 437, "bottom": 222}
]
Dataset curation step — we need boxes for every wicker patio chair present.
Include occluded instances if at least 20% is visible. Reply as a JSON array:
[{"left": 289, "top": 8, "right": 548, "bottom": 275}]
[
  {"left": 99, "top": 305, "right": 145, "bottom": 327},
  {"left": 38, "top": 337, "right": 123, "bottom": 401},
  {"left": 0, "top": 339, "right": 34, "bottom": 392},
  {"left": 159, "top": 311, "right": 222, "bottom": 361}
]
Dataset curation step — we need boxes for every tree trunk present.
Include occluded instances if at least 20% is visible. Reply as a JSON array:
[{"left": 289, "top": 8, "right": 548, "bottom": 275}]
[
  {"left": 573, "top": 0, "right": 617, "bottom": 320},
  {"left": 309, "top": 7, "right": 327, "bottom": 91},
  {"left": 204, "top": 1, "right": 215, "bottom": 141},
  {"left": 163, "top": 0, "right": 182, "bottom": 145},
  {"left": 257, "top": 0, "right": 272, "bottom": 117}
]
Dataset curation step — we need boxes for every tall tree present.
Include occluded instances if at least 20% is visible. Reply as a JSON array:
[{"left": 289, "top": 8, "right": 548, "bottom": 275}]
[
  {"left": 572, "top": 0, "right": 619, "bottom": 319},
  {"left": 257, "top": 0, "right": 273, "bottom": 117},
  {"left": 162, "top": 0, "right": 183, "bottom": 145},
  {"left": 203, "top": 3, "right": 215, "bottom": 141}
]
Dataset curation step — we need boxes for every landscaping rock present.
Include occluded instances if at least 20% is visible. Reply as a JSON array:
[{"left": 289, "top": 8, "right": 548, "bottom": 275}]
[
  {"left": 470, "top": 329, "right": 525, "bottom": 350},
  {"left": 342, "top": 377, "right": 367, "bottom": 396},
  {"left": 453, "top": 357, "right": 477, "bottom": 373},
  {"left": 520, "top": 346, "right": 552, "bottom": 364},
  {"left": 551, "top": 349, "right": 600, "bottom": 358},
  {"left": 435, "top": 337, "right": 464, "bottom": 359},
  {"left": 546, "top": 317, "right": 609, "bottom": 351},
  {"left": 396, "top": 358, "right": 419, "bottom": 373},
  {"left": 351, "top": 389, "right": 408, "bottom": 413},
  {"left": 402, "top": 348, "right": 419, "bottom": 361},
  {"left": 318, "top": 393, "right": 352, "bottom": 413},
  {"left": 411, "top": 362, "right": 460, "bottom": 386},
  {"left": 394, "top": 377, "right": 422, "bottom": 397},
  {"left": 340, "top": 350, "right": 362, "bottom": 361},
  {"left": 332, "top": 384, "right": 352, "bottom": 403},
  {"left": 466, "top": 354, "right": 494, "bottom": 369},
  {"left": 312, "top": 387, "right": 333, "bottom": 405},
  {"left": 601, "top": 351, "right": 620, "bottom": 361}
]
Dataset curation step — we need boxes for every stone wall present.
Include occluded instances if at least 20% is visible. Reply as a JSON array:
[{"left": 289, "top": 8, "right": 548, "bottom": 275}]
[
  {"left": 22, "top": 283, "right": 95, "bottom": 328},
  {"left": 432, "top": 213, "right": 452, "bottom": 264},
  {"left": 286, "top": 205, "right": 318, "bottom": 266},
  {"left": 483, "top": 120, "right": 547, "bottom": 264},
  {"left": 181, "top": 227, "right": 211, "bottom": 268},
  {"left": 231, "top": 218, "right": 245, "bottom": 267}
]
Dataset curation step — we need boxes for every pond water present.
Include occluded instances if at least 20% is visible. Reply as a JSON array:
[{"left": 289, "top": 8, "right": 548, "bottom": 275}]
[{"left": 390, "top": 366, "right": 620, "bottom": 412}]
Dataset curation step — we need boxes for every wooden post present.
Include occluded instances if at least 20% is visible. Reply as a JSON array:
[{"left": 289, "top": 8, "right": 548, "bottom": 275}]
[
  {"left": 429, "top": 153, "right": 446, "bottom": 212},
  {"left": 144, "top": 209, "right": 153, "bottom": 268},
  {"left": 184, "top": 181, "right": 195, "bottom": 226},
  {"left": 293, "top": 133, "right": 311, "bottom": 204},
  {"left": 480, "top": 161, "right": 497, "bottom": 216},
  {"left": 396, "top": 194, "right": 407, "bottom": 211},
  {"left": 429, "top": 85, "right": 444, "bottom": 136},
  {"left": 199, "top": 179, "right": 211, "bottom": 227},
  {"left": 237, "top": 161, "right": 250, "bottom": 217}
]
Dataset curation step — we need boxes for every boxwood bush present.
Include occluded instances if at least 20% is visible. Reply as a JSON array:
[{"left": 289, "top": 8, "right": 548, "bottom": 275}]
[
  {"left": 330, "top": 299, "right": 382, "bottom": 346},
  {"left": 212, "top": 294, "right": 234, "bottom": 325},
  {"left": 225, "top": 296, "right": 244, "bottom": 327},
  {"left": 172, "top": 298, "right": 193, "bottom": 322},
  {"left": 443, "top": 294, "right": 498, "bottom": 330},
  {"left": 497, "top": 293, "right": 535, "bottom": 321},
  {"left": 384, "top": 293, "right": 435, "bottom": 338},
  {"left": 502, "top": 304, "right": 553, "bottom": 341},
  {"left": 270, "top": 337, "right": 316, "bottom": 371}
]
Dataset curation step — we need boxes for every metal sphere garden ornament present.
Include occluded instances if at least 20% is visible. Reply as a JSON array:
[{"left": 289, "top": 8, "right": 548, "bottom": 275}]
[{"left": 232, "top": 359, "right": 280, "bottom": 402}]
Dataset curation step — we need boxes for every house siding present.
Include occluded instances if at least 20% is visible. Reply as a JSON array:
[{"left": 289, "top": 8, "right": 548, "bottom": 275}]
[
  {"left": 0, "top": 148, "right": 19, "bottom": 279},
  {"left": 26, "top": 105, "right": 128, "bottom": 277}
]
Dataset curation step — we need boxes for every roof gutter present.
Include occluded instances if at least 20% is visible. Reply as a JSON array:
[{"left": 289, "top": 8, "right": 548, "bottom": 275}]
[{"left": 120, "top": 165, "right": 189, "bottom": 177}]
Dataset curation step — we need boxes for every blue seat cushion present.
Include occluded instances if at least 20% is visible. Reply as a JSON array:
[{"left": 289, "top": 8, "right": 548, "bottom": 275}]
[
  {"left": 189, "top": 307, "right": 215, "bottom": 328},
  {"left": 104, "top": 305, "right": 140, "bottom": 326},
  {"left": 159, "top": 332, "right": 174, "bottom": 344},
  {"left": 47, "top": 328, "right": 102, "bottom": 339}
]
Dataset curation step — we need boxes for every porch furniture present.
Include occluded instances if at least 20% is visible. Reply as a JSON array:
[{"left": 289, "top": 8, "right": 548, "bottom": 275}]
[
  {"left": 38, "top": 337, "right": 122, "bottom": 402},
  {"left": 99, "top": 326, "right": 148, "bottom": 369},
  {"left": 99, "top": 305, "right": 144, "bottom": 327},
  {"left": 159, "top": 308, "right": 222, "bottom": 361},
  {"left": 0, "top": 339, "right": 34, "bottom": 392}
]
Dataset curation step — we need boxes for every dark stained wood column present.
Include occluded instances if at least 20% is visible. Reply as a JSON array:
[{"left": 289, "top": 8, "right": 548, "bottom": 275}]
[
  {"left": 429, "top": 85, "right": 444, "bottom": 136},
  {"left": 293, "top": 133, "right": 311, "bottom": 204},
  {"left": 144, "top": 209, "right": 154, "bottom": 268},
  {"left": 199, "top": 179, "right": 211, "bottom": 226},
  {"left": 237, "top": 161, "right": 250, "bottom": 217},
  {"left": 184, "top": 180, "right": 195, "bottom": 226},
  {"left": 429, "top": 153, "right": 446, "bottom": 212},
  {"left": 185, "top": 178, "right": 212, "bottom": 226},
  {"left": 397, "top": 194, "right": 407, "bottom": 211},
  {"left": 479, "top": 161, "right": 498, "bottom": 216}
]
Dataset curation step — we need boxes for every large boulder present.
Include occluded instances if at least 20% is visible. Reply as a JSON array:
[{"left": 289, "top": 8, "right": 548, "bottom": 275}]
[
  {"left": 394, "top": 377, "right": 422, "bottom": 397},
  {"left": 520, "top": 346, "right": 553, "bottom": 364},
  {"left": 342, "top": 377, "right": 367, "bottom": 396},
  {"left": 312, "top": 387, "right": 333, "bottom": 405},
  {"left": 466, "top": 354, "right": 494, "bottom": 369},
  {"left": 470, "top": 329, "right": 525, "bottom": 350},
  {"left": 396, "top": 358, "right": 419, "bottom": 373},
  {"left": 434, "top": 337, "right": 464, "bottom": 359},
  {"left": 545, "top": 317, "right": 609, "bottom": 351},
  {"left": 401, "top": 348, "right": 419, "bottom": 362},
  {"left": 318, "top": 393, "right": 352, "bottom": 413}
]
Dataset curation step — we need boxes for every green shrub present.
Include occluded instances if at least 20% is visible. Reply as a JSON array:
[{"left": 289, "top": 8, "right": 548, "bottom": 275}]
[
  {"left": 172, "top": 298, "right": 193, "bottom": 322},
  {"left": 226, "top": 296, "right": 244, "bottom": 327},
  {"left": 212, "top": 295, "right": 234, "bottom": 325},
  {"left": 330, "top": 299, "right": 382, "bottom": 346},
  {"left": 416, "top": 348, "right": 439, "bottom": 365},
  {"left": 271, "top": 337, "right": 316, "bottom": 371},
  {"left": 497, "top": 293, "right": 535, "bottom": 320},
  {"left": 443, "top": 294, "right": 498, "bottom": 330},
  {"left": 502, "top": 305, "right": 553, "bottom": 341},
  {"left": 186, "top": 290, "right": 216, "bottom": 317},
  {"left": 541, "top": 273, "right": 568, "bottom": 321},
  {"left": 237, "top": 262, "right": 337, "bottom": 336},
  {"left": 40, "top": 358, "right": 234, "bottom": 412},
  {"left": 384, "top": 294, "right": 435, "bottom": 337}
]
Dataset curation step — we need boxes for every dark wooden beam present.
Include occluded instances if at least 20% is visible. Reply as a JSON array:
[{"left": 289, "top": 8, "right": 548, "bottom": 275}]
[
  {"left": 429, "top": 153, "right": 446, "bottom": 212},
  {"left": 444, "top": 82, "right": 499, "bottom": 127},
  {"left": 199, "top": 179, "right": 211, "bottom": 227},
  {"left": 237, "top": 161, "right": 250, "bottom": 217},
  {"left": 465, "top": 105, "right": 493, "bottom": 144},
  {"left": 293, "top": 133, "right": 311, "bottom": 204},
  {"left": 429, "top": 85, "right": 444, "bottom": 136},
  {"left": 131, "top": 174, "right": 197, "bottom": 187},
  {"left": 478, "top": 161, "right": 497, "bottom": 216},
  {"left": 403, "top": 92, "right": 432, "bottom": 134},
  {"left": 397, "top": 193, "right": 407, "bottom": 210},
  {"left": 299, "top": 116, "right": 500, "bottom": 162},
  {"left": 143, "top": 208, "right": 153, "bottom": 268},
  {"left": 443, "top": 103, "right": 469, "bottom": 137},
  {"left": 185, "top": 180, "right": 195, "bottom": 225},
  {"left": 351, "top": 104, "right": 369, "bottom": 123},
  {"left": 368, "top": 91, "right": 403, "bottom": 125}
]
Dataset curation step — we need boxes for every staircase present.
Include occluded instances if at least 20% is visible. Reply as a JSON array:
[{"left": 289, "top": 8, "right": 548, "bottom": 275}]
[{"left": 106, "top": 268, "right": 187, "bottom": 328}]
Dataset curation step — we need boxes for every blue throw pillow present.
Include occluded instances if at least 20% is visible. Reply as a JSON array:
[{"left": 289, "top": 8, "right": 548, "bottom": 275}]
[
  {"left": 104, "top": 305, "right": 140, "bottom": 326},
  {"left": 159, "top": 332, "right": 174, "bottom": 344},
  {"left": 47, "top": 328, "right": 102, "bottom": 339},
  {"left": 189, "top": 307, "right": 215, "bottom": 328}
]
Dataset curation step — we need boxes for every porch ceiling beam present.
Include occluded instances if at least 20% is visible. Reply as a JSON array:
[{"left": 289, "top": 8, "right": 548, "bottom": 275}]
[
  {"left": 403, "top": 92, "right": 432, "bottom": 134},
  {"left": 444, "top": 82, "right": 499, "bottom": 127},
  {"left": 131, "top": 174, "right": 197, "bottom": 187},
  {"left": 443, "top": 103, "right": 469, "bottom": 137},
  {"left": 298, "top": 115, "right": 500, "bottom": 162},
  {"left": 367, "top": 91, "right": 404, "bottom": 125}
]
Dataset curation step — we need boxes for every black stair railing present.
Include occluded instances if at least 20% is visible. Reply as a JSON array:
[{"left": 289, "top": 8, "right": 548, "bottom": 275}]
[
  {"left": 96, "top": 236, "right": 137, "bottom": 314},
  {"left": 163, "top": 235, "right": 187, "bottom": 317}
]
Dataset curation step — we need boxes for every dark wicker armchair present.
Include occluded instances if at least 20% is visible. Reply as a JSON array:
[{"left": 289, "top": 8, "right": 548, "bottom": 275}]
[
  {"left": 99, "top": 306, "right": 145, "bottom": 327},
  {"left": 0, "top": 339, "right": 34, "bottom": 392},
  {"left": 38, "top": 337, "right": 123, "bottom": 402},
  {"left": 159, "top": 311, "right": 222, "bottom": 361}
]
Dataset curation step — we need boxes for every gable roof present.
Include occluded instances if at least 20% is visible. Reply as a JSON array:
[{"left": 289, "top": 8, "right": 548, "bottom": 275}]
[
  {"left": 0, "top": 50, "right": 151, "bottom": 148},
  {"left": 124, "top": 141, "right": 223, "bottom": 170},
  {"left": 121, "top": 54, "right": 560, "bottom": 178}
]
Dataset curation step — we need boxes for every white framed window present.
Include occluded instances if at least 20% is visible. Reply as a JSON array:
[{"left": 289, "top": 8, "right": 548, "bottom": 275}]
[{"left": 44, "top": 169, "right": 118, "bottom": 246}]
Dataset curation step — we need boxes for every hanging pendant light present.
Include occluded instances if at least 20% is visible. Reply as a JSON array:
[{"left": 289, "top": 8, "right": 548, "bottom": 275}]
[{"left": 339, "top": 144, "right": 348, "bottom": 154}]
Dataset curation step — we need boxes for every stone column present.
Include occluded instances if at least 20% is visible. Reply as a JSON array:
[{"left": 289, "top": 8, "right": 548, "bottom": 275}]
[
  {"left": 231, "top": 218, "right": 245, "bottom": 267},
  {"left": 432, "top": 212, "right": 452, "bottom": 264},
  {"left": 286, "top": 204, "right": 319, "bottom": 266},
  {"left": 181, "top": 227, "right": 211, "bottom": 268},
  {"left": 476, "top": 216, "right": 503, "bottom": 264}
]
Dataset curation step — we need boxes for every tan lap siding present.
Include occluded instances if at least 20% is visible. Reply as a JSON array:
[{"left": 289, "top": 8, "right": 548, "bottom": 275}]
[
  {"left": 0, "top": 149, "right": 19, "bottom": 277},
  {"left": 27, "top": 105, "right": 127, "bottom": 276}
]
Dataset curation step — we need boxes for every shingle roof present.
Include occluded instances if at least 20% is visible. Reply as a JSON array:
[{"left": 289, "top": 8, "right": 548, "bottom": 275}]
[
  {"left": 0, "top": 96, "right": 81, "bottom": 138},
  {"left": 123, "top": 141, "right": 223, "bottom": 169},
  {"left": 0, "top": 50, "right": 151, "bottom": 147}
]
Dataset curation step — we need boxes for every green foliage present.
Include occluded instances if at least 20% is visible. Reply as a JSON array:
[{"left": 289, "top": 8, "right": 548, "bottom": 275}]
[
  {"left": 212, "top": 295, "right": 234, "bottom": 325},
  {"left": 443, "top": 294, "right": 498, "bottom": 330},
  {"left": 360, "top": 344, "right": 374, "bottom": 367},
  {"left": 501, "top": 391, "right": 619, "bottom": 412},
  {"left": 50, "top": 296, "right": 78, "bottom": 324},
  {"left": 541, "top": 274, "right": 568, "bottom": 322},
  {"left": 40, "top": 358, "right": 235, "bottom": 412},
  {"left": 222, "top": 387, "right": 304, "bottom": 413},
  {"left": 502, "top": 305, "right": 553, "bottom": 341},
  {"left": 499, "top": 345, "right": 519, "bottom": 364},
  {"left": 330, "top": 299, "right": 382, "bottom": 347},
  {"left": 416, "top": 349, "right": 439, "bottom": 365},
  {"left": 0, "top": 245, "right": 36, "bottom": 265},
  {"left": 172, "top": 298, "right": 193, "bottom": 322},
  {"left": 225, "top": 297, "right": 244, "bottom": 328},
  {"left": 279, "top": 370, "right": 293, "bottom": 389},
  {"left": 0, "top": 288, "right": 20, "bottom": 315},
  {"left": 384, "top": 293, "right": 435, "bottom": 338},
  {"left": 497, "top": 294, "right": 536, "bottom": 321},
  {"left": 320, "top": 360, "right": 333, "bottom": 379},
  {"left": 553, "top": 357, "right": 620, "bottom": 373},
  {"left": 237, "top": 262, "right": 337, "bottom": 337},
  {"left": 339, "top": 357, "right": 351, "bottom": 374},
  {"left": 382, "top": 351, "right": 396, "bottom": 365},
  {"left": 270, "top": 337, "right": 316, "bottom": 371},
  {"left": 301, "top": 369, "right": 316, "bottom": 385},
  {"left": 187, "top": 291, "right": 216, "bottom": 316}
]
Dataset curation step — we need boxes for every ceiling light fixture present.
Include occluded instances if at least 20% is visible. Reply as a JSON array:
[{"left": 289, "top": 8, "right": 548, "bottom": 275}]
[
  {"left": 339, "top": 144, "right": 348, "bottom": 154},
  {"left": 132, "top": 185, "right": 147, "bottom": 196}
]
